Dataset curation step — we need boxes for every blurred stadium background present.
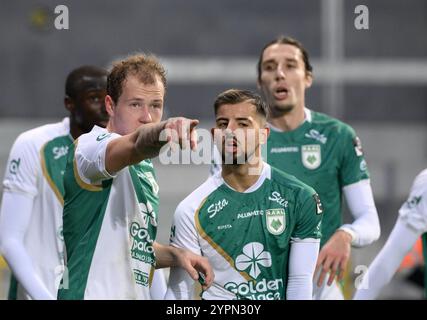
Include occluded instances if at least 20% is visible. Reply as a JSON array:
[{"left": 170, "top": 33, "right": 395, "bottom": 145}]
[{"left": 1, "top": 0, "right": 426, "bottom": 299}]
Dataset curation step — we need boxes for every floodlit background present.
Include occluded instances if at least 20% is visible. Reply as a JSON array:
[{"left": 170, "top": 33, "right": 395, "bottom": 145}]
[{"left": 1, "top": 0, "right": 426, "bottom": 299}]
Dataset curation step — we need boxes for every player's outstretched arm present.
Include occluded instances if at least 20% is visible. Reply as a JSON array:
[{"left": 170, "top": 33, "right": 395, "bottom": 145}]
[
  {"left": 353, "top": 218, "right": 421, "bottom": 300},
  {"left": 153, "top": 242, "right": 213, "bottom": 291},
  {"left": 0, "top": 192, "right": 55, "bottom": 300},
  {"left": 105, "top": 117, "right": 199, "bottom": 174}
]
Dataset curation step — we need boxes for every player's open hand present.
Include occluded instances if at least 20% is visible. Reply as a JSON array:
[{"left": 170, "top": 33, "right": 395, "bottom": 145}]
[{"left": 315, "top": 230, "right": 352, "bottom": 287}]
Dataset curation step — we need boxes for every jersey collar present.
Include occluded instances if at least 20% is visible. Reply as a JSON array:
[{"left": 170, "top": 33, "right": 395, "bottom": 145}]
[
  {"left": 269, "top": 107, "right": 312, "bottom": 133},
  {"left": 220, "top": 162, "right": 271, "bottom": 193}
]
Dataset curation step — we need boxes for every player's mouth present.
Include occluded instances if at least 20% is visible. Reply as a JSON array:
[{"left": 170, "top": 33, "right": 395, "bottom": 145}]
[
  {"left": 223, "top": 138, "right": 239, "bottom": 153},
  {"left": 274, "top": 86, "right": 289, "bottom": 101}
]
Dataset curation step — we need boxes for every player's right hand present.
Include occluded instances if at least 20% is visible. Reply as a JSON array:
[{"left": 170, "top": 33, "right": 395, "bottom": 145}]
[
  {"left": 315, "top": 229, "right": 352, "bottom": 287},
  {"left": 162, "top": 117, "right": 199, "bottom": 151},
  {"left": 175, "top": 247, "right": 214, "bottom": 290}
]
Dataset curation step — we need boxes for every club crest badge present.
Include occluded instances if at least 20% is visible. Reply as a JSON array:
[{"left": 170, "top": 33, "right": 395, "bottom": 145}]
[
  {"left": 301, "top": 145, "right": 321, "bottom": 169},
  {"left": 266, "top": 208, "right": 286, "bottom": 235}
]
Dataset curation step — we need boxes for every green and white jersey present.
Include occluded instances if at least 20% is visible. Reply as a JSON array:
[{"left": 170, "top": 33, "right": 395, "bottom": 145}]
[
  {"left": 2, "top": 118, "right": 72, "bottom": 299},
  {"left": 170, "top": 163, "right": 322, "bottom": 300},
  {"left": 398, "top": 168, "right": 427, "bottom": 298},
  {"left": 58, "top": 126, "right": 159, "bottom": 300},
  {"left": 267, "top": 108, "right": 369, "bottom": 246}
]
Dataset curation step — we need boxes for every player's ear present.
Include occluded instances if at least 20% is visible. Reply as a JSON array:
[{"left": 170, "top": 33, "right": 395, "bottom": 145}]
[
  {"left": 259, "top": 125, "right": 270, "bottom": 145},
  {"left": 105, "top": 95, "right": 115, "bottom": 117},
  {"left": 64, "top": 95, "right": 74, "bottom": 113},
  {"left": 305, "top": 71, "right": 313, "bottom": 89}
]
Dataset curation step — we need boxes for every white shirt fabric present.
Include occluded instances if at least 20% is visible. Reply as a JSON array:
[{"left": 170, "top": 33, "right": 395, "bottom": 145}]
[
  {"left": 63, "top": 126, "right": 157, "bottom": 299},
  {"left": 340, "top": 179, "right": 381, "bottom": 247},
  {"left": 353, "top": 168, "right": 427, "bottom": 300},
  {"left": 0, "top": 118, "right": 70, "bottom": 299},
  {"left": 165, "top": 164, "right": 320, "bottom": 300}
]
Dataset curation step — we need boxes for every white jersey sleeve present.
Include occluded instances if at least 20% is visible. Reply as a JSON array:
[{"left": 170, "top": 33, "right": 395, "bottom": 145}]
[
  {"left": 398, "top": 169, "right": 427, "bottom": 232},
  {"left": 286, "top": 240, "right": 320, "bottom": 300},
  {"left": 1, "top": 128, "right": 53, "bottom": 299},
  {"left": 353, "top": 218, "right": 420, "bottom": 300},
  {"left": 169, "top": 201, "right": 202, "bottom": 255},
  {"left": 74, "top": 127, "right": 121, "bottom": 185},
  {"left": 340, "top": 179, "right": 381, "bottom": 247},
  {"left": 165, "top": 177, "right": 220, "bottom": 300},
  {"left": 0, "top": 192, "right": 54, "bottom": 299},
  {"left": 1, "top": 118, "right": 70, "bottom": 300},
  {"left": 3, "top": 130, "right": 39, "bottom": 197},
  {"left": 165, "top": 199, "right": 203, "bottom": 300},
  {"left": 353, "top": 169, "right": 427, "bottom": 300}
]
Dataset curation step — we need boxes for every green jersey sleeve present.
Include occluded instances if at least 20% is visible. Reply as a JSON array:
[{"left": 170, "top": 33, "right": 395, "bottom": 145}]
[
  {"left": 292, "top": 189, "right": 323, "bottom": 240},
  {"left": 339, "top": 124, "right": 370, "bottom": 187}
]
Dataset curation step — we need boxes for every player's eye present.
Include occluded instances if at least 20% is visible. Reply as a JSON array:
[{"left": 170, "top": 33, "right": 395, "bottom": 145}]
[
  {"left": 263, "top": 63, "right": 276, "bottom": 71},
  {"left": 130, "top": 102, "right": 141, "bottom": 108}
]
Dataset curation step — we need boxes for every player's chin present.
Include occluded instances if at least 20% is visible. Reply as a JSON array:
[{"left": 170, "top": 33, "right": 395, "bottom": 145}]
[
  {"left": 221, "top": 152, "right": 247, "bottom": 165},
  {"left": 274, "top": 102, "right": 294, "bottom": 112}
]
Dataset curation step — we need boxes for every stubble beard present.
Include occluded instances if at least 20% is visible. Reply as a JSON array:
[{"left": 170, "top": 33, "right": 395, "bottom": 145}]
[{"left": 269, "top": 102, "right": 295, "bottom": 118}]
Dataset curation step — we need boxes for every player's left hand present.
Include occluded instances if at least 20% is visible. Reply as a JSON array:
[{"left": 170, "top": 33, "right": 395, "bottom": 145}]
[
  {"left": 315, "top": 230, "right": 352, "bottom": 287},
  {"left": 175, "top": 248, "right": 214, "bottom": 290}
]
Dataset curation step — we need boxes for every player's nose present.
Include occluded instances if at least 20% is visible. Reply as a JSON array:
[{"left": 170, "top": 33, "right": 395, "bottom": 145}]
[{"left": 139, "top": 106, "right": 153, "bottom": 124}]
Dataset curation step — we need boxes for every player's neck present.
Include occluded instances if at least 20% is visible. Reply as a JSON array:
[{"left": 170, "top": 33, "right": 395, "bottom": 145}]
[
  {"left": 70, "top": 120, "right": 85, "bottom": 140},
  {"left": 106, "top": 121, "right": 114, "bottom": 133},
  {"left": 269, "top": 105, "right": 305, "bottom": 132},
  {"left": 221, "top": 159, "right": 264, "bottom": 192}
]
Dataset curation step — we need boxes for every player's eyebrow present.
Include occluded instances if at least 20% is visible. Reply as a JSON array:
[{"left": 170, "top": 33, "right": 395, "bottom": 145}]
[
  {"left": 125, "top": 98, "right": 163, "bottom": 102},
  {"left": 263, "top": 57, "right": 298, "bottom": 65},
  {"left": 262, "top": 59, "right": 277, "bottom": 65},
  {"left": 216, "top": 117, "right": 251, "bottom": 122},
  {"left": 284, "top": 58, "right": 298, "bottom": 64},
  {"left": 150, "top": 99, "right": 163, "bottom": 103},
  {"left": 125, "top": 97, "right": 144, "bottom": 102}
]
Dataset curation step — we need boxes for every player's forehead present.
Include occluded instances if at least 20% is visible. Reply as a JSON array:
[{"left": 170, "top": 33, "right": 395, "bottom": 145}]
[
  {"left": 216, "top": 101, "right": 257, "bottom": 120},
  {"left": 262, "top": 43, "right": 304, "bottom": 64},
  {"left": 119, "top": 74, "right": 165, "bottom": 101},
  {"left": 76, "top": 75, "right": 107, "bottom": 94}
]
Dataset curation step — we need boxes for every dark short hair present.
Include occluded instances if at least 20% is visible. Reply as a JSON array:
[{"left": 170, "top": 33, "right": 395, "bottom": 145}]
[
  {"left": 65, "top": 65, "right": 108, "bottom": 98},
  {"left": 214, "top": 89, "right": 268, "bottom": 120},
  {"left": 107, "top": 54, "right": 167, "bottom": 104},
  {"left": 257, "top": 35, "right": 313, "bottom": 81}
]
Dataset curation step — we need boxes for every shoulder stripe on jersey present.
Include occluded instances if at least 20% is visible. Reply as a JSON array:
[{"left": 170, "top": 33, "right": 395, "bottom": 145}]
[
  {"left": 72, "top": 140, "right": 102, "bottom": 192},
  {"left": 194, "top": 197, "right": 252, "bottom": 282},
  {"left": 148, "top": 266, "right": 155, "bottom": 287},
  {"left": 40, "top": 141, "right": 64, "bottom": 205}
]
